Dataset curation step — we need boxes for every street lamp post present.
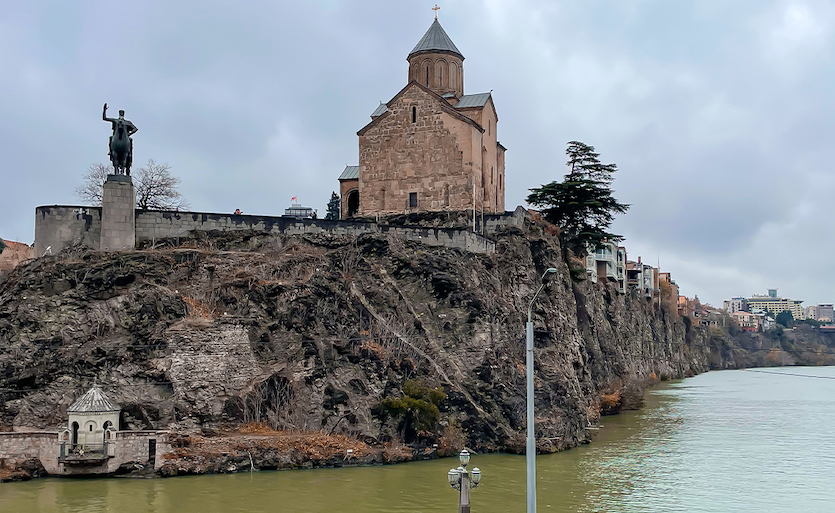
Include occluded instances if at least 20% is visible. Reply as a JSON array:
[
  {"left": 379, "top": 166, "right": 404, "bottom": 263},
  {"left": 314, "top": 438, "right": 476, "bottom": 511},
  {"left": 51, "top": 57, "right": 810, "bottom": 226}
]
[
  {"left": 526, "top": 267, "right": 557, "bottom": 513},
  {"left": 448, "top": 449, "right": 481, "bottom": 513}
]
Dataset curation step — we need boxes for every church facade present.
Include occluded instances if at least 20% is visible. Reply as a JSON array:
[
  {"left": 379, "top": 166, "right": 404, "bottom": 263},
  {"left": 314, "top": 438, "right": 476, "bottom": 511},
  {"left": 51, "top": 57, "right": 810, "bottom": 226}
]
[{"left": 339, "top": 18, "right": 506, "bottom": 218}]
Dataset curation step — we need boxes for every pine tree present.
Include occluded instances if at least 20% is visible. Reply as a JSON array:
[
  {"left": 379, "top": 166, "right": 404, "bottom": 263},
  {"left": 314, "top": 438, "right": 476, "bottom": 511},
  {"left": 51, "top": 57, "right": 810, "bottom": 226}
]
[
  {"left": 527, "top": 141, "right": 629, "bottom": 256},
  {"left": 325, "top": 191, "right": 341, "bottom": 220}
]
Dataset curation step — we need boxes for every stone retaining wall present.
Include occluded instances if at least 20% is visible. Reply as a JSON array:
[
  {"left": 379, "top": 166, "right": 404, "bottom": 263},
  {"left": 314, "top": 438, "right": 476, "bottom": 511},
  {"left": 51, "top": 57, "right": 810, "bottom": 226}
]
[
  {"left": 0, "top": 431, "right": 58, "bottom": 473},
  {"left": 35, "top": 206, "right": 508, "bottom": 255},
  {"left": 0, "top": 430, "right": 170, "bottom": 476}
]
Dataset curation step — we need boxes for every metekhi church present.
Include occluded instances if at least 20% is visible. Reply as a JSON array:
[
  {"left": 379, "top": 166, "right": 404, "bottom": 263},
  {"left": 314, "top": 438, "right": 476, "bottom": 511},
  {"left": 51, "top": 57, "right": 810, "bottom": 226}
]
[{"left": 338, "top": 15, "right": 506, "bottom": 218}]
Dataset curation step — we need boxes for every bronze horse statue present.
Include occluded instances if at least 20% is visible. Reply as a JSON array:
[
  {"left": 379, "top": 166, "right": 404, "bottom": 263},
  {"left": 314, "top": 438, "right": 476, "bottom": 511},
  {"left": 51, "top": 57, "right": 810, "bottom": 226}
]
[{"left": 102, "top": 103, "right": 138, "bottom": 175}]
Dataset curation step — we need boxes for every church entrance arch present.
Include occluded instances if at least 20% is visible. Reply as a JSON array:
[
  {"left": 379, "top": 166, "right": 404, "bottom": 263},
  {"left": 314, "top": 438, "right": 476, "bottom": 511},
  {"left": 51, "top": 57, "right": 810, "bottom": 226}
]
[
  {"left": 71, "top": 421, "right": 79, "bottom": 447},
  {"left": 347, "top": 190, "right": 359, "bottom": 217}
]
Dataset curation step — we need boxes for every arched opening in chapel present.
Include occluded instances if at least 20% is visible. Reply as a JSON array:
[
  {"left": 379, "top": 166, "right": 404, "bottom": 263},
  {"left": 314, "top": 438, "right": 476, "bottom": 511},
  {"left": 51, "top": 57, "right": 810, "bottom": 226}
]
[{"left": 347, "top": 190, "right": 359, "bottom": 217}]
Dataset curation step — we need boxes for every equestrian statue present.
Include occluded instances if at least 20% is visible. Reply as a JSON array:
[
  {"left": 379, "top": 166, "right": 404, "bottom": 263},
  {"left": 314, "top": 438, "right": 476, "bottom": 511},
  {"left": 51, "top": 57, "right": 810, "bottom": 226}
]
[{"left": 102, "top": 103, "right": 138, "bottom": 175}]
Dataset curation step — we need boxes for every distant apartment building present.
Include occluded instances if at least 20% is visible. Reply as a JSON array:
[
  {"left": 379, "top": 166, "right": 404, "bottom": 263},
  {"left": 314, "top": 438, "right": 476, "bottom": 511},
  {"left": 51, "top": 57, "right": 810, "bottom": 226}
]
[
  {"left": 747, "top": 289, "right": 804, "bottom": 320},
  {"left": 730, "top": 311, "right": 759, "bottom": 332},
  {"left": 624, "top": 257, "right": 659, "bottom": 299},
  {"left": 586, "top": 241, "right": 627, "bottom": 293},
  {"left": 659, "top": 272, "right": 679, "bottom": 297},
  {"left": 616, "top": 246, "right": 627, "bottom": 294},
  {"left": 723, "top": 297, "right": 748, "bottom": 313},
  {"left": 678, "top": 295, "right": 690, "bottom": 316},
  {"left": 804, "top": 304, "right": 834, "bottom": 322}
]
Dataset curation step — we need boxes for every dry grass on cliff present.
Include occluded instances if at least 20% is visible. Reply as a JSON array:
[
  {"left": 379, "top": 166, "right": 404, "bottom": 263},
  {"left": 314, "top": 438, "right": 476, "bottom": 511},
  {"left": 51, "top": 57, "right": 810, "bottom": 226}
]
[{"left": 163, "top": 425, "right": 372, "bottom": 464}]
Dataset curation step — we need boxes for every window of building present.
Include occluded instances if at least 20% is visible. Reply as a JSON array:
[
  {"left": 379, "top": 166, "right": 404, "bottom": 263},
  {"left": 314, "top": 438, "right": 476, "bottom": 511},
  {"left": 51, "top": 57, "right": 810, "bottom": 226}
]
[
  {"left": 426, "top": 67, "right": 430, "bottom": 86},
  {"left": 412, "top": 106, "right": 417, "bottom": 123},
  {"left": 409, "top": 192, "right": 418, "bottom": 208}
]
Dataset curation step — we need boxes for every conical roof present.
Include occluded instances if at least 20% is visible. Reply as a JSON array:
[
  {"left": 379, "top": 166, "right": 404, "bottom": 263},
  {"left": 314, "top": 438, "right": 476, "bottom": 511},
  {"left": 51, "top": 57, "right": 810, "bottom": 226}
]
[
  {"left": 408, "top": 19, "right": 463, "bottom": 59},
  {"left": 68, "top": 385, "right": 120, "bottom": 413}
]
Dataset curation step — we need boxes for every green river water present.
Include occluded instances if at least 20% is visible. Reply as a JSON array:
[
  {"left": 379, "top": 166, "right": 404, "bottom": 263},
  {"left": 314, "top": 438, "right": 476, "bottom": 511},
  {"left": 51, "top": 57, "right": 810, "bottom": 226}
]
[{"left": 2, "top": 367, "right": 834, "bottom": 513}]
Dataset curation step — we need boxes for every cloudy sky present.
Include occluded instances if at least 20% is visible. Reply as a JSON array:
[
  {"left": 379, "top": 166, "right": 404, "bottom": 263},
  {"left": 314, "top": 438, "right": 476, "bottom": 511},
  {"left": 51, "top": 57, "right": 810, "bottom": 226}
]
[{"left": 1, "top": 0, "right": 833, "bottom": 307}]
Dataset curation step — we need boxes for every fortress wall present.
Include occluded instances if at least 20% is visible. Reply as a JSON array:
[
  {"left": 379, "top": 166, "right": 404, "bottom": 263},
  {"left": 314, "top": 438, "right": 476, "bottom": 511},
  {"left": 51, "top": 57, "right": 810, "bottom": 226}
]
[
  {"left": 135, "top": 210, "right": 497, "bottom": 254},
  {"left": 34, "top": 207, "right": 501, "bottom": 256}
]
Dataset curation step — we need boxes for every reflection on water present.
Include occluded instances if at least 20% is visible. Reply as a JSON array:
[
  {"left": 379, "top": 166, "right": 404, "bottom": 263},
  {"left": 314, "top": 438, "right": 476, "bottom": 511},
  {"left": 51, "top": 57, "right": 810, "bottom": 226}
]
[{"left": 3, "top": 367, "right": 834, "bottom": 513}]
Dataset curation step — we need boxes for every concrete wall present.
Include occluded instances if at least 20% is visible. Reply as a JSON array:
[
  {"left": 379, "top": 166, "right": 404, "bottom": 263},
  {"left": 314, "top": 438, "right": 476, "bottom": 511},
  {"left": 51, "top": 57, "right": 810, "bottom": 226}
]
[
  {"left": 0, "top": 430, "right": 170, "bottom": 476},
  {"left": 34, "top": 206, "right": 101, "bottom": 256}
]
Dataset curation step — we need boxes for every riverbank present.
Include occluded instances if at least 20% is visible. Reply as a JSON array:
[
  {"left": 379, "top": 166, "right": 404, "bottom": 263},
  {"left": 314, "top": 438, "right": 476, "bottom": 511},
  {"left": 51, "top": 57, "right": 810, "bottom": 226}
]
[
  {"left": 4, "top": 368, "right": 832, "bottom": 512},
  {"left": 156, "top": 426, "right": 434, "bottom": 478}
]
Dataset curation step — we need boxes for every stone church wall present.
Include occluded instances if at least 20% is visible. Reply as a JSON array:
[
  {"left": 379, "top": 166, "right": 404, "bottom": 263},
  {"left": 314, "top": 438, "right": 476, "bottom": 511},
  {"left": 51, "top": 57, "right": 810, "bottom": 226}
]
[{"left": 359, "top": 86, "right": 473, "bottom": 215}]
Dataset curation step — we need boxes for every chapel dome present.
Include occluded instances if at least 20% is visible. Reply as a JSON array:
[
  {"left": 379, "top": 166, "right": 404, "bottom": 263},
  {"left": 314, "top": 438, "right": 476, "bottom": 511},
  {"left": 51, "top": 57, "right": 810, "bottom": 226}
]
[
  {"left": 68, "top": 385, "right": 120, "bottom": 413},
  {"left": 408, "top": 19, "right": 464, "bottom": 60}
]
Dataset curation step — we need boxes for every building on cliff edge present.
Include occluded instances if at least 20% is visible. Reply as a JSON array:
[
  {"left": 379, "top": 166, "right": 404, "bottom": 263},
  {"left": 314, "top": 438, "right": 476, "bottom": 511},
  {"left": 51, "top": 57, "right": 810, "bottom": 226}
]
[{"left": 339, "top": 17, "right": 506, "bottom": 218}]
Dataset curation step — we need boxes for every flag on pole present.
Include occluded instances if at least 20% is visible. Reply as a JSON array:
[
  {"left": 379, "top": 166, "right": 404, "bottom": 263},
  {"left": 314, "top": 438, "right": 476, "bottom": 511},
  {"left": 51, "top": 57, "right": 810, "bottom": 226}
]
[{"left": 291, "top": 196, "right": 297, "bottom": 202}]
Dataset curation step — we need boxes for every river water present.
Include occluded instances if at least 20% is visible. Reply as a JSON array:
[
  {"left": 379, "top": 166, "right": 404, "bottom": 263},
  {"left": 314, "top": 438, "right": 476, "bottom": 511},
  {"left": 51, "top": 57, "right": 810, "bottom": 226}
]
[{"left": 3, "top": 367, "right": 834, "bottom": 513}]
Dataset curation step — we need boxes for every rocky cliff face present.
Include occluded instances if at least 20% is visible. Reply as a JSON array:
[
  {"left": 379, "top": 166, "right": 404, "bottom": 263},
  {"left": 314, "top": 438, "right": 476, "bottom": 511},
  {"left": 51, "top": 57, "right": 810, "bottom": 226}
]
[{"left": 0, "top": 217, "right": 736, "bottom": 454}]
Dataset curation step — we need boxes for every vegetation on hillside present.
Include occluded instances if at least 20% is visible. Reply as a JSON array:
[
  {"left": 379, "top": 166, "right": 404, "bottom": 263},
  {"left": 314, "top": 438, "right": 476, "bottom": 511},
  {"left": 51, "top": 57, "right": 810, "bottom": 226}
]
[{"left": 526, "top": 141, "right": 630, "bottom": 257}]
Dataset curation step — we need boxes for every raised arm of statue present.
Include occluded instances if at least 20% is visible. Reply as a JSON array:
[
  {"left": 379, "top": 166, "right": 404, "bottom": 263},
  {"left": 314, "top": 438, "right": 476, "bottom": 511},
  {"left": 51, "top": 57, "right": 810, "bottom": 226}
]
[{"left": 102, "top": 103, "right": 115, "bottom": 123}]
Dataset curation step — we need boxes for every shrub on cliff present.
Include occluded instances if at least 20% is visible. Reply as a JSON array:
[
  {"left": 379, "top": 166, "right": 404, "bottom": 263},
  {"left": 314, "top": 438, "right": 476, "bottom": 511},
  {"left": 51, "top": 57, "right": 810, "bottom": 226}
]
[
  {"left": 379, "top": 379, "right": 446, "bottom": 442},
  {"left": 526, "top": 141, "right": 629, "bottom": 257}
]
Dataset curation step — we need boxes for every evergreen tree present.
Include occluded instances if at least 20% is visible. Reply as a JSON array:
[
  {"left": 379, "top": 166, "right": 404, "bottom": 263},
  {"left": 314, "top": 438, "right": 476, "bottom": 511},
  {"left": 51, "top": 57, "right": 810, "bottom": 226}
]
[
  {"left": 527, "top": 141, "right": 629, "bottom": 256},
  {"left": 325, "top": 191, "right": 341, "bottom": 220},
  {"left": 775, "top": 310, "right": 794, "bottom": 327}
]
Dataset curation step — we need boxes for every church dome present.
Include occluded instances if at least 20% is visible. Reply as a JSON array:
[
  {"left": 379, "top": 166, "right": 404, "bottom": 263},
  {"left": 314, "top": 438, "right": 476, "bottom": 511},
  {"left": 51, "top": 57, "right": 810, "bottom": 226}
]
[
  {"left": 408, "top": 19, "right": 464, "bottom": 60},
  {"left": 68, "top": 385, "right": 120, "bottom": 413},
  {"left": 407, "top": 19, "right": 465, "bottom": 97}
]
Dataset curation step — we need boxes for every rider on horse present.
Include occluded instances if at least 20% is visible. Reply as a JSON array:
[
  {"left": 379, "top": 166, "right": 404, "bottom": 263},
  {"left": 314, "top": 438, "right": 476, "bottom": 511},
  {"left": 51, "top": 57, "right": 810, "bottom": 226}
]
[{"left": 102, "top": 103, "right": 138, "bottom": 175}]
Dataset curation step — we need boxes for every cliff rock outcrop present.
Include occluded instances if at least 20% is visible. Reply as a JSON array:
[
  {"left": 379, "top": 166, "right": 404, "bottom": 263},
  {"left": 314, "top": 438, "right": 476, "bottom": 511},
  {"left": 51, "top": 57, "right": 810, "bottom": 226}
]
[{"left": 0, "top": 216, "right": 750, "bottom": 459}]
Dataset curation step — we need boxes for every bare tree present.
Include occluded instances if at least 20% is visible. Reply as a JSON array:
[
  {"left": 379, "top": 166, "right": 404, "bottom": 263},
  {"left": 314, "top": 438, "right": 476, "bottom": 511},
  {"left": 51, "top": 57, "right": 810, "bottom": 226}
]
[
  {"left": 134, "top": 159, "right": 189, "bottom": 210},
  {"left": 74, "top": 159, "right": 189, "bottom": 210},
  {"left": 74, "top": 163, "right": 111, "bottom": 205}
]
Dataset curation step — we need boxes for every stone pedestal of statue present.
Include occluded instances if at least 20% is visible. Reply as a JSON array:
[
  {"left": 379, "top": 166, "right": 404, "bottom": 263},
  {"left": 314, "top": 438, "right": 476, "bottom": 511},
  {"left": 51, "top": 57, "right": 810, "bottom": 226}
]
[{"left": 100, "top": 174, "right": 135, "bottom": 251}]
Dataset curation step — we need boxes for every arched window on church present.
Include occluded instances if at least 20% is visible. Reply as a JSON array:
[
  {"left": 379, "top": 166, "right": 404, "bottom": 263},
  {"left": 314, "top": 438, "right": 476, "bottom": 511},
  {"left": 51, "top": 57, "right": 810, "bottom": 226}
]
[
  {"left": 412, "top": 106, "right": 417, "bottom": 123},
  {"left": 444, "top": 184, "right": 450, "bottom": 207},
  {"left": 380, "top": 188, "right": 386, "bottom": 210},
  {"left": 436, "top": 60, "right": 446, "bottom": 89},
  {"left": 450, "top": 62, "right": 457, "bottom": 92},
  {"left": 426, "top": 66, "right": 430, "bottom": 87}
]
